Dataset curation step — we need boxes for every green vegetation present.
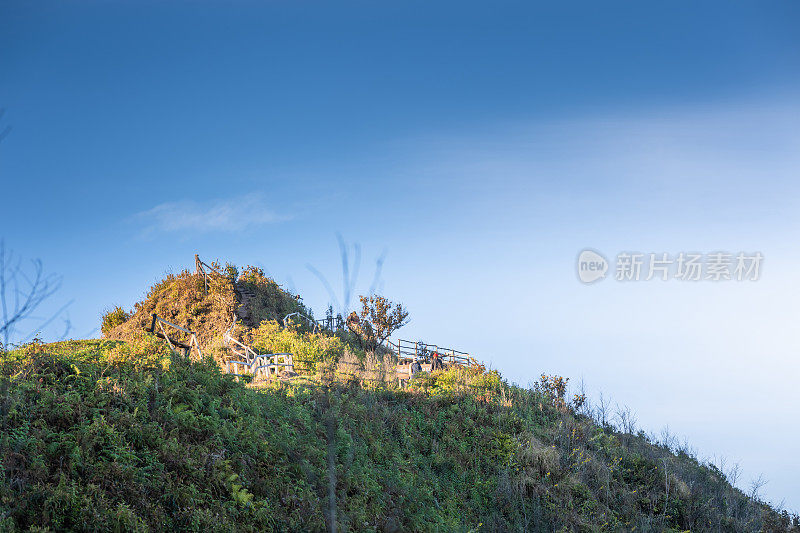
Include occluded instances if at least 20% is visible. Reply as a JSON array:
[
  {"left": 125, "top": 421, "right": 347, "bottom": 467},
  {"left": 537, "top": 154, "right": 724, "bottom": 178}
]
[
  {"left": 1, "top": 339, "right": 796, "bottom": 531},
  {"left": 100, "top": 306, "right": 130, "bottom": 336},
  {"left": 104, "top": 267, "right": 236, "bottom": 349},
  {"left": 247, "top": 320, "right": 349, "bottom": 375},
  {"left": 235, "top": 266, "right": 309, "bottom": 328},
  {"left": 104, "top": 264, "right": 309, "bottom": 364},
  {"left": 347, "top": 295, "right": 409, "bottom": 352},
  {"left": 0, "top": 265, "right": 797, "bottom": 531}
]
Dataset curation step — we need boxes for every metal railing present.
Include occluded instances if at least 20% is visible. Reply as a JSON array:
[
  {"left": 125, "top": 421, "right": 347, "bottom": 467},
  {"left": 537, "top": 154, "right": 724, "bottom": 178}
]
[
  {"left": 283, "top": 309, "right": 349, "bottom": 335},
  {"left": 317, "top": 311, "right": 346, "bottom": 333},
  {"left": 282, "top": 311, "right": 319, "bottom": 332},
  {"left": 146, "top": 314, "right": 203, "bottom": 359}
]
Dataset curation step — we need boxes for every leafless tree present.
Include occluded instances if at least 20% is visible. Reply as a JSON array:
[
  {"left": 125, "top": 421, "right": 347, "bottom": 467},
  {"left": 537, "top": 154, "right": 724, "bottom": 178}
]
[
  {"left": 728, "top": 462, "right": 741, "bottom": 487},
  {"left": 715, "top": 455, "right": 728, "bottom": 479},
  {"left": 0, "top": 113, "right": 72, "bottom": 348},
  {"left": 575, "top": 377, "right": 591, "bottom": 416},
  {"left": 660, "top": 425, "right": 676, "bottom": 452},
  {"left": 595, "top": 391, "right": 611, "bottom": 428},
  {"left": 0, "top": 241, "right": 72, "bottom": 349},
  {"left": 749, "top": 473, "right": 768, "bottom": 502},
  {"left": 614, "top": 403, "right": 638, "bottom": 434},
  {"left": 727, "top": 462, "right": 743, "bottom": 521},
  {"left": 676, "top": 436, "right": 696, "bottom": 458}
]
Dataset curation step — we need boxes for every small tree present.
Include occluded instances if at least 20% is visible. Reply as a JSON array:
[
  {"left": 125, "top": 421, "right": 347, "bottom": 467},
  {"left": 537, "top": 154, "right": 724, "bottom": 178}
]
[{"left": 347, "top": 295, "right": 408, "bottom": 351}]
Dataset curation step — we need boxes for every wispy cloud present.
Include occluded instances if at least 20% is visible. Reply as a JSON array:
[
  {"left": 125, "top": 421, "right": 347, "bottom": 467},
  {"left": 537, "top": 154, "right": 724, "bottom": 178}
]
[{"left": 134, "top": 193, "right": 286, "bottom": 235}]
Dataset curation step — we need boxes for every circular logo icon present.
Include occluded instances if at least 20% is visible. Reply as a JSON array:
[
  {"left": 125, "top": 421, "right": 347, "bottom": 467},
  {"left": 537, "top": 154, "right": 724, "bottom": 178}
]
[{"left": 577, "top": 249, "right": 608, "bottom": 284}]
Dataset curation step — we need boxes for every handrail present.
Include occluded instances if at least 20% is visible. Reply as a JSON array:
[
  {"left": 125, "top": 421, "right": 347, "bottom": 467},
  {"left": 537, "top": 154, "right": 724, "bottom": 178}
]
[
  {"left": 225, "top": 351, "right": 296, "bottom": 378},
  {"left": 195, "top": 254, "right": 224, "bottom": 277},
  {"left": 146, "top": 313, "right": 203, "bottom": 359},
  {"left": 387, "top": 338, "right": 467, "bottom": 356},
  {"left": 283, "top": 308, "right": 346, "bottom": 335},
  {"left": 223, "top": 313, "right": 237, "bottom": 345},
  {"left": 388, "top": 338, "right": 481, "bottom": 369},
  {"left": 283, "top": 311, "right": 319, "bottom": 332},
  {"left": 195, "top": 254, "right": 225, "bottom": 293},
  {"left": 316, "top": 312, "right": 346, "bottom": 333},
  {"left": 223, "top": 318, "right": 295, "bottom": 378}
]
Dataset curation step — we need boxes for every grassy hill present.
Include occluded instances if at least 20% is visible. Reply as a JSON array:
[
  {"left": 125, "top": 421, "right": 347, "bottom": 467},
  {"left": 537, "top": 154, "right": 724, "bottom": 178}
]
[{"left": 1, "top": 265, "right": 797, "bottom": 532}]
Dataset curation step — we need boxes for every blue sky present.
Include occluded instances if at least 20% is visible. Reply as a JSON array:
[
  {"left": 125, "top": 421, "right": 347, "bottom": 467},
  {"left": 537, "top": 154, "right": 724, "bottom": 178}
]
[{"left": 2, "top": 1, "right": 800, "bottom": 509}]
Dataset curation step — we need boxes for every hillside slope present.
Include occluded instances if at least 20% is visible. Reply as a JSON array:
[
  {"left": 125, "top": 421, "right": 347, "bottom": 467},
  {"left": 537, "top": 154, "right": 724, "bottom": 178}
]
[{"left": 1, "top": 339, "right": 796, "bottom": 532}]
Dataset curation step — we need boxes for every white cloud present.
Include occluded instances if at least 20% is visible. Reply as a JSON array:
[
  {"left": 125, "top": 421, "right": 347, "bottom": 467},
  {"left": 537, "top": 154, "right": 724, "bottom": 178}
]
[{"left": 135, "top": 193, "right": 286, "bottom": 234}]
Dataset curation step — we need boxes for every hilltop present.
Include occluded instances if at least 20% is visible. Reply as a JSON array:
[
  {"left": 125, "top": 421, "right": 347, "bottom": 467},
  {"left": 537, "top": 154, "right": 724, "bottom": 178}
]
[
  {"left": 0, "top": 261, "right": 797, "bottom": 532},
  {"left": 102, "top": 260, "right": 310, "bottom": 362}
]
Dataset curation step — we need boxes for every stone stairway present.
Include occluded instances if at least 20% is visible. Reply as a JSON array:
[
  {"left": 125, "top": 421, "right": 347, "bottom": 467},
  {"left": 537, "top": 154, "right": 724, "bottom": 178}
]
[{"left": 236, "top": 285, "right": 257, "bottom": 326}]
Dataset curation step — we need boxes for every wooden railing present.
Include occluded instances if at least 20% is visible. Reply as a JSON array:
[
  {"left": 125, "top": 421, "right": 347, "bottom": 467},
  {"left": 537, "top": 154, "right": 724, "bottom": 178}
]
[
  {"left": 251, "top": 352, "right": 294, "bottom": 378},
  {"left": 195, "top": 254, "right": 225, "bottom": 293},
  {"left": 223, "top": 317, "right": 295, "bottom": 378},
  {"left": 146, "top": 314, "right": 203, "bottom": 359},
  {"left": 225, "top": 351, "right": 295, "bottom": 379},
  {"left": 387, "top": 338, "right": 481, "bottom": 369},
  {"left": 160, "top": 256, "right": 485, "bottom": 382},
  {"left": 223, "top": 328, "right": 258, "bottom": 361}
]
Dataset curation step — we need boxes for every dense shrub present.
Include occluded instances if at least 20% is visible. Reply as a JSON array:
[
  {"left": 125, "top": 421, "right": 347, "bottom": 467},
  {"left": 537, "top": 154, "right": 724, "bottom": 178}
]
[
  {"left": 102, "top": 264, "right": 311, "bottom": 365},
  {"left": 0, "top": 339, "right": 326, "bottom": 532},
  {"left": 74, "top": 258, "right": 799, "bottom": 531},
  {"left": 236, "top": 266, "right": 308, "bottom": 327},
  {"left": 103, "top": 269, "right": 237, "bottom": 351},
  {"left": 247, "top": 320, "right": 348, "bottom": 375},
  {"left": 100, "top": 306, "right": 130, "bottom": 335},
  {"left": 2, "top": 339, "right": 795, "bottom": 532}
]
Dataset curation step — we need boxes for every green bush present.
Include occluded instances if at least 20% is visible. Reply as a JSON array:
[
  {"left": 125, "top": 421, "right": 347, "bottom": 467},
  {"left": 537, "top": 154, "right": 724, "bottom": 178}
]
[
  {"left": 248, "top": 320, "right": 347, "bottom": 374},
  {"left": 100, "top": 306, "right": 130, "bottom": 335},
  {"left": 1, "top": 340, "right": 794, "bottom": 532},
  {"left": 0, "top": 339, "right": 325, "bottom": 532},
  {"left": 236, "top": 266, "right": 309, "bottom": 327}
]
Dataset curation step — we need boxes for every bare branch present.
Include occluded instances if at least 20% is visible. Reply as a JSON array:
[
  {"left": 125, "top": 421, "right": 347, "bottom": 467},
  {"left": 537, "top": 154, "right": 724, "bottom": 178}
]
[
  {"left": 749, "top": 473, "right": 768, "bottom": 501},
  {"left": 0, "top": 241, "right": 72, "bottom": 348}
]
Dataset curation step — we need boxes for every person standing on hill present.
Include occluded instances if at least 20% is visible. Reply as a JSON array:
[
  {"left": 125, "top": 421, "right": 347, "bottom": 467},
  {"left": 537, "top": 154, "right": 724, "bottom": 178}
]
[
  {"left": 411, "top": 356, "right": 422, "bottom": 376},
  {"left": 431, "top": 351, "right": 443, "bottom": 371}
]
